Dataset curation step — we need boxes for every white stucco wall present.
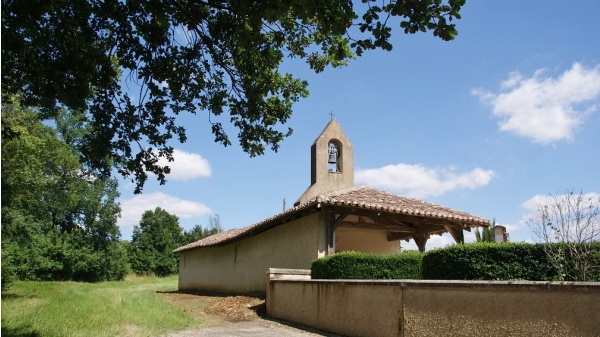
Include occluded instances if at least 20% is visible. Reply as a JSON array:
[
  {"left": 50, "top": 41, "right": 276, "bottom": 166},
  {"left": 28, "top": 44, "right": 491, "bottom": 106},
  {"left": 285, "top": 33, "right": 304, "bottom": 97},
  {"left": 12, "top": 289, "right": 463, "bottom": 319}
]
[
  {"left": 335, "top": 227, "right": 400, "bottom": 254},
  {"left": 178, "top": 211, "right": 328, "bottom": 294}
]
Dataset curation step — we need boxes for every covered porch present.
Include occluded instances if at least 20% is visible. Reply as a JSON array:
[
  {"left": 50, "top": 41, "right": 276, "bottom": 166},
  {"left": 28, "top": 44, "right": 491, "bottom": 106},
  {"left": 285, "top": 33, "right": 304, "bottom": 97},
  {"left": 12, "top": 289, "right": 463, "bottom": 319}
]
[{"left": 318, "top": 187, "right": 489, "bottom": 253}]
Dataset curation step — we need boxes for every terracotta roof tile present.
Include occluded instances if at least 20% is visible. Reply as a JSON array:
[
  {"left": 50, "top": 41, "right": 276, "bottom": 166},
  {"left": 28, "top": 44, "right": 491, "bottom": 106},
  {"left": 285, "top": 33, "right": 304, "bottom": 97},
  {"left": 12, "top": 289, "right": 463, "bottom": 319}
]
[
  {"left": 314, "top": 186, "right": 487, "bottom": 223},
  {"left": 173, "top": 186, "right": 488, "bottom": 253}
]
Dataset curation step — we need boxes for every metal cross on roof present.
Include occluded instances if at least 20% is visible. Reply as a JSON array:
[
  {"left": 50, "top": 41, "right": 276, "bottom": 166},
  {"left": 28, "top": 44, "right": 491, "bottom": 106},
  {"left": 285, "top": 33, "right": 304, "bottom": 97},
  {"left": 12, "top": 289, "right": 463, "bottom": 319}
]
[{"left": 329, "top": 111, "right": 335, "bottom": 120}]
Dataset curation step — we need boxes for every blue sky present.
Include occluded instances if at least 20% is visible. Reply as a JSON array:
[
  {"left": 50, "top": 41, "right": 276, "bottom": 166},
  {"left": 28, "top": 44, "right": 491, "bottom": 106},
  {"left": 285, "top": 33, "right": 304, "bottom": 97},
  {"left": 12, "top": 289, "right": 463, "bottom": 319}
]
[{"left": 116, "top": 1, "right": 600, "bottom": 250}]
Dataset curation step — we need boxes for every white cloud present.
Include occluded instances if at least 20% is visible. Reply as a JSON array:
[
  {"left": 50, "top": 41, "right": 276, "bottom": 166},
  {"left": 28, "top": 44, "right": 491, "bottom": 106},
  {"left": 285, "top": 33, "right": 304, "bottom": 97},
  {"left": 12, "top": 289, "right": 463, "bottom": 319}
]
[
  {"left": 521, "top": 194, "right": 553, "bottom": 213},
  {"left": 472, "top": 63, "right": 600, "bottom": 144},
  {"left": 157, "top": 149, "right": 211, "bottom": 181},
  {"left": 118, "top": 192, "right": 212, "bottom": 228},
  {"left": 522, "top": 191, "right": 600, "bottom": 213},
  {"left": 355, "top": 163, "right": 494, "bottom": 198}
]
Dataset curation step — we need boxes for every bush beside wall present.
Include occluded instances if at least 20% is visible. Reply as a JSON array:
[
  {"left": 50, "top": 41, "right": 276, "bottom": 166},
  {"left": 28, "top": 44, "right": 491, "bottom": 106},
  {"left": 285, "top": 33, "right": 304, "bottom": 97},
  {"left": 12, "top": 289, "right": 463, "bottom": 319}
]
[
  {"left": 312, "top": 243, "right": 599, "bottom": 281},
  {"left": 422, "top": 243, "right": 554, "bottom": 281},
  {"left": 311, "top": 251, "right": 422, "bottom": 280}
]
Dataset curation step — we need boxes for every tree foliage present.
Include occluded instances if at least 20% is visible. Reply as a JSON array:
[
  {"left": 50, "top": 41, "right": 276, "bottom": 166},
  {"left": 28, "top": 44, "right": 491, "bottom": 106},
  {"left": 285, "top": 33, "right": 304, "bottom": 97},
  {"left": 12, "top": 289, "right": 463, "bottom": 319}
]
[
  {"left": 182, "top": 214, "right": 223, "bottom": 244},
  {"left": 475, "top": 218, "right": 496, "bottom": 243},
  {"left": 129, "top": 208, "right": 223, "bottom": 275},
  {"left": 129, "top": 207, "right": 184, "bottom": 276},
  {"left": 2, "top": 0, "right": 465, "bottom": 192},
  {"left": 1, "top": 99, "right": 128, "bottom": 284},
  {"left": 527, "top": 189, "right": 600, "bottom": 281}
]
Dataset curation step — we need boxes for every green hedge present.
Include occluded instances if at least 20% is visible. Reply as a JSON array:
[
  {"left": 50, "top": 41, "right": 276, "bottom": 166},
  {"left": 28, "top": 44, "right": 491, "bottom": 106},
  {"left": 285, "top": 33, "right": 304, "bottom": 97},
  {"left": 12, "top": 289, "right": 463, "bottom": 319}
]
[
  {"left": 422, "top": 242, "right": 555, "bottom": 281},
  {"left": 311, "top": 243, "right": 599, "bottom": 281},
  {"left": 311, "top": 251, "right": 422, "bottom": 280},
  {"left": 423, "top": 242, "right": 600, "bottom": 281}
]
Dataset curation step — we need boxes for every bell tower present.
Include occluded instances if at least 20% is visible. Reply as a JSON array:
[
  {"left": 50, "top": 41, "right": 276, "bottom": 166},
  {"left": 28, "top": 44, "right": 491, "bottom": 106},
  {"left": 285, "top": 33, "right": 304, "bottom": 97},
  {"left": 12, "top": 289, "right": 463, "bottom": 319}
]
[{"left": 295, "top": 119, "right": 354, "bottom": 206}]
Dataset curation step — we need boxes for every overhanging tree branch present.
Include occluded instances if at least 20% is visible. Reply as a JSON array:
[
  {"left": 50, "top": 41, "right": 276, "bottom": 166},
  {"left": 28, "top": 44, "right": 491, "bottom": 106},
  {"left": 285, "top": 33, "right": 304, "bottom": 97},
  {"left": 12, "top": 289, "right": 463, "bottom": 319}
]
[{"left": 2, "top": 0, "right": 466, "bottom": 192}]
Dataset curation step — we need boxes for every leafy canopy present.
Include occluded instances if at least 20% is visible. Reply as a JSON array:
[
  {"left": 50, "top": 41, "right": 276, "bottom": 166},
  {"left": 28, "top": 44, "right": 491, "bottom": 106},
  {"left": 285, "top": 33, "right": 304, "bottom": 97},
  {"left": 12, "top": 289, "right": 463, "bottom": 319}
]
[
  {"left": 2, "top": 0, "right": 465, "bottom": 192},
  {"left": 129, "top": 207, "right": 184, "bottom": 276},
  {"left": 1, "top": 99, "right": 128, "bottom": 283},
  {"left": 128, "top": 208, "right": 223, "bottom": 276}
]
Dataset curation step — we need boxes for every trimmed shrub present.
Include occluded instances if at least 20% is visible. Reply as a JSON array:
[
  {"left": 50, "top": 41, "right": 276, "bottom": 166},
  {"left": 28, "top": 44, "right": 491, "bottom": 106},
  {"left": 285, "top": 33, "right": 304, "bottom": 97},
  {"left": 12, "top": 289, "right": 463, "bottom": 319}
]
[
  {"left": 422, "top": 242, "right": 555, "bottom": 281},
  {"left": 311, "top": 251, "right": 422, "bottom": 280}
]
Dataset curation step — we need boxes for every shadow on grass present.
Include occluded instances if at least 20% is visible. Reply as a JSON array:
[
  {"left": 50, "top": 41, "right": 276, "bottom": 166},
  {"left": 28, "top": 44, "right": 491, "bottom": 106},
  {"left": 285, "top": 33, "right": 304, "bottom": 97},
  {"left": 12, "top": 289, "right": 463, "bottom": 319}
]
[
  {"left": 1, "top": 292, "right": 21, "bottom": 300},
  {"left": 1, "top": 292, "right": 36, "bottom": 300},
  {"left": 1, "top": 325, "right": 41, "bottom": 337}
]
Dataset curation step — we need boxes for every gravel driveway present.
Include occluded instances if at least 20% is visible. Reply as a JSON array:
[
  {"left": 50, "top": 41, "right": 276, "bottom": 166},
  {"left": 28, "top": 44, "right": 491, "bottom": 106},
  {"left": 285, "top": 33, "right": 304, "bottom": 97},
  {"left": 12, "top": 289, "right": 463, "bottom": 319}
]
[
  {"left": 166, "top": 319, "right": 341, "bottom": 337},
  {"left": 159, "top": 291, "right": 340, "bottom": 336}
]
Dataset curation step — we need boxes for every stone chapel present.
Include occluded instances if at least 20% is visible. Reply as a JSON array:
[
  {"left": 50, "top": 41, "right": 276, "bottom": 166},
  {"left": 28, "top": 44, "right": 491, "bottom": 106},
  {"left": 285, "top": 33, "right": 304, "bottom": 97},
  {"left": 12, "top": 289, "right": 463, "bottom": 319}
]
[{"left": 174, "top": 119, "right": 488, "bottom": 293}]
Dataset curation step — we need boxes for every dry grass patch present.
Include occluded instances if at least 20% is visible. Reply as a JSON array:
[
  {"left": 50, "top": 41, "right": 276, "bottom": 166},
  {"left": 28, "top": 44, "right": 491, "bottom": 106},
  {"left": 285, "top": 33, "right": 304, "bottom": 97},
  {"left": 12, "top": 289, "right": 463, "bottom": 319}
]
[{"left": 206, "top": 296, "right": 265, "bottom": 321}]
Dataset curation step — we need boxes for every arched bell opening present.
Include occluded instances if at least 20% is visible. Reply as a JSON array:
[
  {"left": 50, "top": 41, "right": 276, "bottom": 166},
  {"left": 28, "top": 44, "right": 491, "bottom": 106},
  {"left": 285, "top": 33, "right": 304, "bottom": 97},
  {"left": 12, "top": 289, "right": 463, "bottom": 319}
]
[{"left": 328, "top": 140, "right": 342, "bottom": 173}]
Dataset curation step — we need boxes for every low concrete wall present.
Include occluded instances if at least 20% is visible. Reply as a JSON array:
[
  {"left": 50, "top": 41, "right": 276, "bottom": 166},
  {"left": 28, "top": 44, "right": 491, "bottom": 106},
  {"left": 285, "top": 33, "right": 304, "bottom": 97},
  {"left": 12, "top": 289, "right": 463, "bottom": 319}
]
[
  {"left": 266, "top": 268, "right": 311, "bottom": 281},
  {"left": 266, "top": 270, "right": 600, "bottom": 337}
]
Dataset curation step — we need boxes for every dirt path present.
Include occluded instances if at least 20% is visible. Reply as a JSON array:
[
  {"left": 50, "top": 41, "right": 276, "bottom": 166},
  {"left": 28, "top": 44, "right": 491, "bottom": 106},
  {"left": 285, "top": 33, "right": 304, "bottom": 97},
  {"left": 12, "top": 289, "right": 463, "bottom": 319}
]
[
  {"left": 159, "top": 291, "right": 339, "bottom": 337},
  {"left": 159, "top": 291, "right": 265, "bottom": 325}
]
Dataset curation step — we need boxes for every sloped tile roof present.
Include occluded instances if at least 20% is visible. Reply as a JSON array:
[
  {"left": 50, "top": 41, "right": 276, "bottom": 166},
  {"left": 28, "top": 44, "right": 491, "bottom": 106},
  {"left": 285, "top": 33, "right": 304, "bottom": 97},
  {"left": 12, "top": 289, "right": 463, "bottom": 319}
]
[
  {"left": 173, "top": 186, "right": 488, "bottom": 253},
  {"left": 314, "top": 186, "right": 488, "bottom": 223}
]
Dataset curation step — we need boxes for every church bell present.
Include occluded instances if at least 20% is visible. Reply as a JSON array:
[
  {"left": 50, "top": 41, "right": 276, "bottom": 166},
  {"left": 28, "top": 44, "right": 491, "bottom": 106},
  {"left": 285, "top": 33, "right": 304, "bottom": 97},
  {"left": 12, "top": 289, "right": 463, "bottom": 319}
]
[
  {"left": 328, "top": 153, "right": 337, "bottom": 164},
  {"left": 328, "top": 144, "right": 338, "bottom": 164}
]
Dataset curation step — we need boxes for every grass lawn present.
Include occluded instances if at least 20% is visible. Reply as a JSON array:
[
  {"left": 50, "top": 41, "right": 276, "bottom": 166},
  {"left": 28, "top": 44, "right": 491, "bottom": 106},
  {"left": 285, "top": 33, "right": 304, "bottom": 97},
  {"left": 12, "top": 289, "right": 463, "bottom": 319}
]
[{"left": 1, "top": 275, "right": 203, "bottom": 337}]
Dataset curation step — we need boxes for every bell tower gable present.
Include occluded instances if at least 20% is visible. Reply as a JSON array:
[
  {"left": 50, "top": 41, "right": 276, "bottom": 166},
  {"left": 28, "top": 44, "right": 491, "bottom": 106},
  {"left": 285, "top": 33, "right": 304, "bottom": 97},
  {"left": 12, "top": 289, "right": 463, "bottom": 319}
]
[{"left": 296, "top": 119, "right": 354, "bottom": 206}]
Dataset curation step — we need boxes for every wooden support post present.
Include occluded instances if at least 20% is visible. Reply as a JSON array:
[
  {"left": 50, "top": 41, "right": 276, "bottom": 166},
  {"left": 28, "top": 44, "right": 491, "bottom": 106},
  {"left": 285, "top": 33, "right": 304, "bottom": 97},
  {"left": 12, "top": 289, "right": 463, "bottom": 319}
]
[
  {"left": 412, "top": 234, "right": 429, "bottom": 252},
  {"left": 327, "top": 211, "right": 348, "bottom": 255},
  {"left": 327, "top": 213, "right": 335, "bottom": 255}
]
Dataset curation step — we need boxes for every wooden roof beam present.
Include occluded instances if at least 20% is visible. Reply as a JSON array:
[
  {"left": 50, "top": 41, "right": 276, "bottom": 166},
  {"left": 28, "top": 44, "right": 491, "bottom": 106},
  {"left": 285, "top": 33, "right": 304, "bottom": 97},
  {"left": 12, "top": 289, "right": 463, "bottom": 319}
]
[
  {"left": 444, "top": 224, "right": 465, "bottom": 244},
  {"left": 340, "top": 219, "right": 418, "bottom": 232},
  {"left": 412, "top": 234, "right": 429, "bottom": 252},
  {"left": 327, "top": 206, "right": 480, "bottom": 227}
]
